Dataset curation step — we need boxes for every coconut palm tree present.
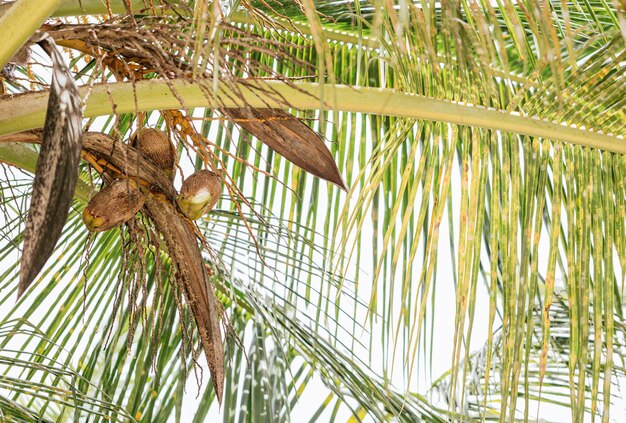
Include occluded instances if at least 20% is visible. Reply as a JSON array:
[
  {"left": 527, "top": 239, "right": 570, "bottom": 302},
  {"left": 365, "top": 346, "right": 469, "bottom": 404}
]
[{"left": 0, "top": 0, "right": 624, "bottom": 421}]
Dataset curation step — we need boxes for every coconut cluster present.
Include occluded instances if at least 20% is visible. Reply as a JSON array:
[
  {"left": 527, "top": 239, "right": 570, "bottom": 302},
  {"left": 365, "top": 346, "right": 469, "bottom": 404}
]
[{"left": 83, "top": 128, "right": 223, "bottom": 232}]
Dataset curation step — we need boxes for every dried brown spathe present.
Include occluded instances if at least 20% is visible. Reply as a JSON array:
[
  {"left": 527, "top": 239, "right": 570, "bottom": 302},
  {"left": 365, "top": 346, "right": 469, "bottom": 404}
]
[
  {"left": 144, "top": 194, "right": 225, "bottom": 403},
  {"left": 18, "top": 33, "right": 83, "bottom": 297},
  {"left": 221, "top": 108, "right": 347, "bottom": 191}
]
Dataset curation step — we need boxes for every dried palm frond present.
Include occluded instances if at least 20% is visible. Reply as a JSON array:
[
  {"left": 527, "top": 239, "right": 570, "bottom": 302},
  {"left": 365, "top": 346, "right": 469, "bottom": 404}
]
[{"left": 41, "top": 17, "right": 311, "bottom": 83}]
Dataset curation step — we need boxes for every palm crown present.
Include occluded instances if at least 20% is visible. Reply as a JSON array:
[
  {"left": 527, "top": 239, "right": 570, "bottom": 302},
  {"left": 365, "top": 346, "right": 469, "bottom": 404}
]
[{"left": 0, "top": 0, "right": 624, "bottom": 421}]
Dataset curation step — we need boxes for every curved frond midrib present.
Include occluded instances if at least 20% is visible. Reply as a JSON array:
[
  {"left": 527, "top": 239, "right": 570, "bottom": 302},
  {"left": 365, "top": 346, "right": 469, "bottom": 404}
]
[{"left": 0, "top": 79, "right": 623, "bottom": 153}]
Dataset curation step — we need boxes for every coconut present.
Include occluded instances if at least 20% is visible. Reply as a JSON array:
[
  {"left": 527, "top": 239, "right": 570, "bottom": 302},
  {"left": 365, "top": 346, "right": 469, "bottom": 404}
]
[
  {"left": 83, "top": 179, "right": 145, "bottom": 232},
  {"left": 132, "top": 128, "right": 176, "bottom": 180},
  {"left": 176, "top": 170, "right": 223, "bottom": 220}
]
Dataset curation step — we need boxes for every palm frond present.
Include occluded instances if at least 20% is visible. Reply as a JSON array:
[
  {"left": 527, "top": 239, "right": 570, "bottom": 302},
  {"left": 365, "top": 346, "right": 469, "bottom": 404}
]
[{"left": 0, "top": 0, "right": 625, "bottom": 420}]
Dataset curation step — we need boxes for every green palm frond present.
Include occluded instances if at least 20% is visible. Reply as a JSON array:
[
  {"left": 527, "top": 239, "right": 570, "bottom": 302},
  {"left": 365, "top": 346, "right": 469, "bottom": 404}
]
[
  {"left": 0, "top": 319, "right": 134, "bottom": 422},
  {"left": 0, "top": 158, "right": 380, "bottom": 420},
  {"left": 430, "top": 295, "right": 626, "bottom": 420}
]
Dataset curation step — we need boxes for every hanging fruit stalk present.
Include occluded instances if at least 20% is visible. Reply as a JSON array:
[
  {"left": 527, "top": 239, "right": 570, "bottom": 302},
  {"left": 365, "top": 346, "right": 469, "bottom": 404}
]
[
  {"left": 82, "top": 178, "right": 145, "bottom": 232},
  {"left": 86, "top": 134, "right": 225, "bottom": 401},
  {"left": 131, "top": 127, "right": 176, "bottom": 181},
  {"left": 4, "top": 130, "right": 225, "bottom": 403},
  {"left": 0, "top": 131, "right": 177, "bottom": 200},
  {"left": 177, "top": 169, "right": 223, "bottom": 220}
]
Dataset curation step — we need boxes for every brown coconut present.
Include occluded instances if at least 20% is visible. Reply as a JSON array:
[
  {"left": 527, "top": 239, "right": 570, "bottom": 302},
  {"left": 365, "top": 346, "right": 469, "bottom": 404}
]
[
  {"left": 132, "top": 128, "right": 176, "bottom": 180},
  {"left": 176, "top": 170, "right": 223, "bottom": 220},
  {"left": 83, "top": 179, "right": 145, "bottom": 232}
]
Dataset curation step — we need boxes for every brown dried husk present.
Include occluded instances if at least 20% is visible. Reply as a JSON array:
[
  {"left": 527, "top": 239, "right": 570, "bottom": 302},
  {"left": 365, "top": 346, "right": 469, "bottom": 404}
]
[
  {"left": 143, "top": 193, "right": 225, "bottom": 402},
  {"left": 17, "top": 35, "right": 83, "bottom": 297}
]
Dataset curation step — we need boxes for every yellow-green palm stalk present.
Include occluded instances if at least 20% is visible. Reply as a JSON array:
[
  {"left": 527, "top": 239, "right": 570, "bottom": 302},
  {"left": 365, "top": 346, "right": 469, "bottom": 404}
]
[
  {"left": 83, "top": 179, "right": 145, "bottom": 232},
  {"left": 176, "top": 169, "right": 222, "bottom": 220},
  {"left": 131, "top": 127, "right": 176, "bottom": 181}
]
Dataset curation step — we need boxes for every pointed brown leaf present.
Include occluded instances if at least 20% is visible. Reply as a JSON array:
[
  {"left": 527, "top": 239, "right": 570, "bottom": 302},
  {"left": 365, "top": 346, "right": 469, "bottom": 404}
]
[
  {"left": 143, "top": 195, "right": 225, "bottom": 403},
  {"left": 18, "top": 34, "right": 83, "bottom": 297},
  {"left": 221, "top": 108, "right": 347, "bottom": 190}
]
